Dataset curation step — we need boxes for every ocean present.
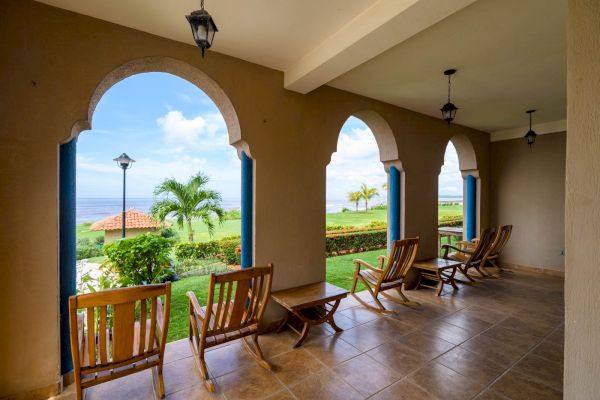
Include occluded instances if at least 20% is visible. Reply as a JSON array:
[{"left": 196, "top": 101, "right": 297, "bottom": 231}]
[{"left": 77, "top": 196, "right": 463, "bottom": 224}]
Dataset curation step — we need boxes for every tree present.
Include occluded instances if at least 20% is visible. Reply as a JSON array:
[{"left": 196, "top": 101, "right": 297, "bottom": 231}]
[
  {"left": 347, "top": 191, "right": 362, "bottom": 212},
  {"left": 151, "top": 173, "right": 225, "bottom": 242},
  {"left": 359, "top": 183, "right": 379, "bottom": 211}
]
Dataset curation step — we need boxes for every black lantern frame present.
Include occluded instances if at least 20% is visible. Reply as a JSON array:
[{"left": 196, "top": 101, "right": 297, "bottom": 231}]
[
  {"left": 440, "top": 69, "right": 458, "bottom": 124},
  {"left": 186, "top": 0, "right": 218, "bottom": 58},
  {"left": 524, "top": 110, "right": 537, "bottom": 148}
]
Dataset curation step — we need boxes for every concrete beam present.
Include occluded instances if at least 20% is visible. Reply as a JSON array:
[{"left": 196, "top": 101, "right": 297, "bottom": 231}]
[{"left": 284, "top": 0, "right": 478, "bottom": 94}]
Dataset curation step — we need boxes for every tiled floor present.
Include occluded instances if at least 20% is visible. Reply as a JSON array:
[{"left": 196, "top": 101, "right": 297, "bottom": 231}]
[{"left": 56, "top": 269, "right": 564, "bottom": 400}]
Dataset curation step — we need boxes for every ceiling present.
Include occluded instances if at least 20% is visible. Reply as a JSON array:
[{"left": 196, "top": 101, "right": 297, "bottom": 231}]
[{"left": 36, "top": 0, "right": 567, "bottom": 134}]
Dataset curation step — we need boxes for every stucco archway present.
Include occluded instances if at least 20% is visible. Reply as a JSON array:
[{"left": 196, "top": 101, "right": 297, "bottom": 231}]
[{"left": 68, "top": 56, "right": 242, "bottom": 149}]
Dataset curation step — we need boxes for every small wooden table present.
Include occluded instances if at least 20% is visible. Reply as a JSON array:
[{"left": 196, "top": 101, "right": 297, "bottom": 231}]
[
  {"left": 271, "top": 282, "right": 348, "bottom": 348},
  {"left": 413, "top": 258, "right": 461, "bottom": 296}
]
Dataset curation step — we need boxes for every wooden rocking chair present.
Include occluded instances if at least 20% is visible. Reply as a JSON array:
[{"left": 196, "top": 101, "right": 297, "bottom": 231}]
[
  {"left": 442, "top": 227, "right": 498, "bottom": 281},
  {"left": 68, "top": 283, "right": 171, "bottom": 400},
  {"left": 482, "top": 224, "right": 513, "bottom": 273},
  {"left": 187, "top": 265, "right": 273, "bottom": 392},
  {"left": 350, "top": 238, "right": 419, "bottom": 313}
]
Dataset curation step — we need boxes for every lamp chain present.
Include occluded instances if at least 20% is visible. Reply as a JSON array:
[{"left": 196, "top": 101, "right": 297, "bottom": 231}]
[
  {"left": 447, "top": 74, "right": 451, "bottom": 103},
  {"left": 201, "top": 0, "right": 205, "bottom": 9}
]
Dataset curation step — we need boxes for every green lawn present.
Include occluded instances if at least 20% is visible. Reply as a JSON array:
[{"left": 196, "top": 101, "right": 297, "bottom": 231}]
[
  {"left": 77, "top": 204, "right": 462, "bottom": 244},
  {"left": 167, "top": 248, "right": 386, "bottom": 342}
]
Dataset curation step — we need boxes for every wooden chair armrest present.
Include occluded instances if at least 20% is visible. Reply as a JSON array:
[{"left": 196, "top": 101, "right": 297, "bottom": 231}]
[
  {"left": 187, "top": 291, "right": 205, "bottom": 322},
  {"left": 442, "top": 244, "right": 474, "bottom": 254},
  {"left": 353, "top": 259, "right": 384, "bottom": 274},
  {"left": 376, "top": 255, "right": 387, "bottom": 269}
]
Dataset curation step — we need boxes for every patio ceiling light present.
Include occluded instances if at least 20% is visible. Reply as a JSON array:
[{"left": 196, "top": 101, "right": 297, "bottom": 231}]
[
  {"left": 440, "top": 69, "right": 458, "bottom": 124},
  {"left": 524, "top": 110, "right": 537, "bottom": 148},
  {"left": 186, "top": 0, "right": 218, "bottom": 58}
]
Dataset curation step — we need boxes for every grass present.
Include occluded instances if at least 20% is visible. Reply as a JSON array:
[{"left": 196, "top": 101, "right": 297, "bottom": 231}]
[{"left": 166, "top": 248, "right": 387, "bottom": 342}]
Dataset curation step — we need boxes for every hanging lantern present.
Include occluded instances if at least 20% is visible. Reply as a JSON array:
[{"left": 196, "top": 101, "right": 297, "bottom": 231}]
[
  {"left": 440, "top": 69, "right": 458, "bottom": 124},
  {"left": 186, "top": 0, "right": 218, "bottom": 58},
  {"left": 524, "top": 110, "right": 537, "bottom": 148}
]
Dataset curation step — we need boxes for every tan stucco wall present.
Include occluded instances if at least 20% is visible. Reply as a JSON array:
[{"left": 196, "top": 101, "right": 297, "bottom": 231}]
[
  {"left": 490, "top": 133, "right": 566, "bottom": 272},
  {"left": 0, "top": 1, "right": 490, "bottom": 396},
  {"left": 565, "top": 0, "right": 600, "bottom": 398},
  {"left": 103, "top": 228, "right": 158, "bottom": 244}
]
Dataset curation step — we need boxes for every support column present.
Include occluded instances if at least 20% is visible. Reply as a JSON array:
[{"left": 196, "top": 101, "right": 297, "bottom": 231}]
[
  {"left": 465, "top": 174, "right": 476, "bottom": 241},
  {"left": 389, "top": 166, "right": 401, "bottom": 251},
  {"left": 241, "top": 151, "right": 253, "bottom": 269},
  {"left": 59, "top": 138, "right": 77, "bottom": 375}
]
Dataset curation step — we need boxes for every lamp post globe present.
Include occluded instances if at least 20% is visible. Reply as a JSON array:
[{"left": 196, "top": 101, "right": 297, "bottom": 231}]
[{"left": 113, "top": 153, "right": 135, "bottom": 238}]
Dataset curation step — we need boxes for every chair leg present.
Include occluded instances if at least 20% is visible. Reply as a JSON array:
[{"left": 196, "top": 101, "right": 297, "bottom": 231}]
[
  {"left": 242, "top": 335, "right": 272, "bottom": 370},
  {"left": 350, "top": 266, "right": 359, "bottom": 294},
  {"left": 189, "top": 338, "right": 215, "bottom": 392},
  {"left": 351, "top": 276, "right": 393, "bottom": 314},
  {"left": 152, "top": 365, "right": 165, "bottom": 399},
  {"left": 75, "top": 385, "right": 83, "bottom": 400}
]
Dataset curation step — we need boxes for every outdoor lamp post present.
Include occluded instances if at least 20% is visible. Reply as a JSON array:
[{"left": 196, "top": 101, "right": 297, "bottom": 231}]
[
  {"left": 524, "top": 109, "right": 537, "bottom": 148},
  {"left": 186, "top": 0, "right": 218, "bottom": 58},
  {"left": 440, "top": 69, "right": 458, "bottom": 124},
  {"left": 113, "top": 153, "right": 135, "bottom": 238}
]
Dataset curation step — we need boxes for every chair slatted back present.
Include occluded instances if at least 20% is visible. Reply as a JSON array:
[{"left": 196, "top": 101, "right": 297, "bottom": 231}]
[
  {"left": 69, "top": 283, "right": 171, "bottom": 374},
  {"left": 489, "top": 224, "right": 513, "bottom": 257},
  {"left": 467, "top": 228, "right": 497, "bottom": 265},
  {"left": 202, "top": 265, "right": 273, "bottom": 337},
  {"left": 382, "top": 238, "right": 419, "bottom": 283}
]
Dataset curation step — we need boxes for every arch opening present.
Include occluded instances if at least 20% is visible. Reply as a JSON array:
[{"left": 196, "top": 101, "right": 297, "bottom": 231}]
[
  {"left": 59, "top": 61, "right": 250, "bottom": 375},
  {"left": 324, "top": 113, "right": 402, "bottom": 292}
]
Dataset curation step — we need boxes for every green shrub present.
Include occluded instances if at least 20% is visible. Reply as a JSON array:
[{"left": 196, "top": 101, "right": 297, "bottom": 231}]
[
  {"left": 223, "top": 209, "right": 241, "bottom": 220},
  {"left": 438, "top": 215, "right": 463, "bottom": 227},
  {"left": 174, "top": 257, "right": 228, "bottom": 276},
  {"left": 102, "top": 233, "right": 175, "bottom": 286},
  {"left": 366, "top": 220, "right": 387, "bottom": 229},
  {"left": 94, "top": 236, "right": 105, "bottom": 245},
  {"left": 159, "top": 227, "right": 179, "bottom": 241},
  {"left": 76, "top": 244, "right": 103, "bottom": 260},
  {"left": 325, "top": 229, "right": 387, "bottom": 256},
  {"left": 326, "top": 224, "right": 355, "bottom": 231},
  {"left": 341, "top": 207, "right": 351, "bottom": 213},
  {"left": 175, "top": 237, "right": 241, "bottom": 266},
  {"left": 370, "top": 203, "right": 387, "bottom": 210}
]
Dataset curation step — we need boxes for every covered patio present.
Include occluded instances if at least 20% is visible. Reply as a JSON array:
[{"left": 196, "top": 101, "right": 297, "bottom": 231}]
[
  {"left": 1, "top": 0, "right": 598, "bottom": 399},
  {"left": 54, "top": 270, "right": 564, "bottom": 400}
]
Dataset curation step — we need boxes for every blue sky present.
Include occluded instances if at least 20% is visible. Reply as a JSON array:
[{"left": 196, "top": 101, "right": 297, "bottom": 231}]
[{"left": 77, "top": 72, "right": 462, "bottom": 206}]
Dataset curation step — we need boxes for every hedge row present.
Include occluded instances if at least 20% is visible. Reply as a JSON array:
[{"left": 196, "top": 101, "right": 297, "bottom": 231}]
[
  {"left": 438, "top": 216, "right": 463, "bottom": 227},
  {"left": 325, "top": 229, "right": 387, "bottom": 256},
  {"left": 175, "top": 238, "right": 241, "bottom": 265}
]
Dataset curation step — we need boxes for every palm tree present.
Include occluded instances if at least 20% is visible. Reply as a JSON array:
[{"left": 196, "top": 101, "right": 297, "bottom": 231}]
[
  {"left": 359, "top": 183, "right": 379, "bottom": 211},
  {"left": 347, "top": 191, "right": 362, "bottom": 212},
  {"left": 151, "top": 173, "right": 225, "bottom": 242}
]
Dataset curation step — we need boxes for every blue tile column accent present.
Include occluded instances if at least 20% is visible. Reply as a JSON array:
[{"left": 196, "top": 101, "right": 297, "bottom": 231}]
[
  {"left": 389, "top": 166, "right": 401, "bottom": 252},
  {"left": 466, "top": 175, "right": 477, "bottom": 241},
  {"left": 59, "top": 138, "right": 77, "bottom": 374},
  {"left": 241, "top": 151, "right": 253, "bottom": 269}
]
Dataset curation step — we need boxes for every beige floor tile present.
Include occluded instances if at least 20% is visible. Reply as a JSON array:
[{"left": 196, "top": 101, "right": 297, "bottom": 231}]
[
  {"left": 166, "top": 383, "right": 225, "bottom": 400},
  {"left": 333, "top": 353, "right": 401, "bottom": 397},
  {"left": 339, "top": 305, "right": 381, "bottom": 324},
  {"left": 480, "top": 325, "right": 541, "bottom": 353},
  {"left": 271, "top": 348, "right": 325, "bottom": 386},
  {"left": 497, "top": 316, "right": 555, "bottom": 338},
  {"left": 204, "top": 341, "right": 255, "bottom": 378},
  {"left": 395, "top": 331, "right": 456, "bottom": 360},
  {"left": 85, "top": 370, "right": 155, "bottom": 400},
  {"left": 215, "top": 363, "right": 285, "bottom": 400},
  {"left": 362, "top": 316, "right": 414, "bottom": 338},
  {"left": 440, "top": 312, "right": 492, "bottom": 334},
  {"left": 370, "top": 379, "right": 439, "bottom": 400},
  {"left": 490, "top": 370, "right": 562, "bottom": 400},
  {"left": 435, "top": 346, "right": 505, "bottom": 386},
  {"left": 338, "top": 324, "right": 390, "bottom": 352},
  {"left": 164, "top": 356, "right": 204, "bottom": 395},
  {"left": 409, "top": 362, "right": 485, "bottom": 400},
  {"left": 420, "top": 320, "right": 478, "bottom": 345},
  {"left": 531, "top": 339, "right": 564, "bottom": 364},
  {"left": 512, "top": 353, "right": 563, "bottom": 391},
  {"left": 165, "top": 339, "right": 193, "bottom": 365},
  {"left": 263, "top": 389, "right": 297, "bottom": 400},
  {"left": 472, "top": 388, "right": 511, "bottom": 399},
  {"left": 303, "top": 334, "right": 362, "bottom": 367},
  {"left": 256, "top": 331, "right": 297, "bottom": 360},
  {"left": 459, "top": 334, "right": 527, "bottom": 367},
  {"left": 366, "top": 340, "right": 428, "bottom": 376},
  {"left": 288, "top": 370, "right": 364, "bottom": 400}
]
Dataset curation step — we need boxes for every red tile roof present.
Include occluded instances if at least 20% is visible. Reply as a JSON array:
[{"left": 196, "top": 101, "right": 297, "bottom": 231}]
[{"left": 90, "top": 209, "right": 164, "bottom": 231}]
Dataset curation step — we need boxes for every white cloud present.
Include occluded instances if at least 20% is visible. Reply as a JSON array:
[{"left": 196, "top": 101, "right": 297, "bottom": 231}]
[
  {"left": 327, "top": 127, "right": 386, "bottom": 201},
  {"left": 156, "top": 110, "right": 228, "bottom": 150},
  {"left": 438, "top": 142, "right": 463, "bottom": 197}
]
